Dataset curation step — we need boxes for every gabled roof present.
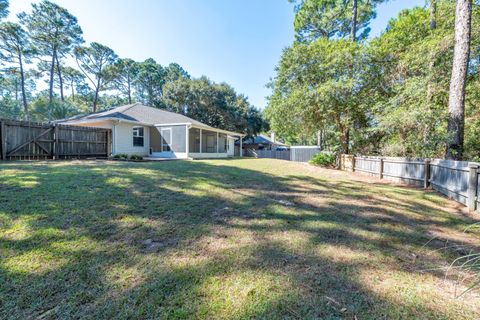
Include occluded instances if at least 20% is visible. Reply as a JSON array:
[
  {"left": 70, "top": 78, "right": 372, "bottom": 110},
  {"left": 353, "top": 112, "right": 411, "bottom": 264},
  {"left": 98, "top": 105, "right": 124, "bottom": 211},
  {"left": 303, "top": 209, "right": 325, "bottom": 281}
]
[
  {"left": 58, "top": 103, "right": 211, "bottom": 127},
  {"left": 242, "top": 134, "right": 286, "bottom": 146},
  {"left": 58, "top": 103, "right": 245, "bottom": 137}
]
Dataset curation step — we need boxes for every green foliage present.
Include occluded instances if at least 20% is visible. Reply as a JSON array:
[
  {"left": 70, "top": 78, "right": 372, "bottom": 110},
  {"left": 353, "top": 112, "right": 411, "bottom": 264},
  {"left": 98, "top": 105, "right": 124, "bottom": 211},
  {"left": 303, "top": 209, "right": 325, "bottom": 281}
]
[
  {"left": 309, "top": 152, "right": 336, "bottom": 167},
  {"left": 74, "top": 42, "right": 118, "bottom": 112},
  {"left": 291, "top": 0, "right": 387, "bottom": 41},
  {"left": 134, "top": 58, "right": 166, "bottom": 108},
  {"left": 367, "top": 2, "right": 480, "bottom": 158},
  {"left": 107, "top": 58, "right": 139, "bottom": 104},
  {"left": 266, "top": 38, "right": 369, "bottom": 153},
  {"left": 29, "top": 95, "right": 79, "bottom": 121},
  {"left": 0, "top": 0, "right": 8, "bottom": 21},
  {"left": 18, "top": 0, "right": 83, "bottom": 57},
  {"left": 163, "top": 76, "right": 268, "bottom": 135},
  {"left": 113, "top": 153, "right": 128, "bottom": 159},
  {"left": 266, "top": 1, "right": 480, "bottom": 159},
  {"left": 129, "top": 154, "right": 143, "bottom": 160}
]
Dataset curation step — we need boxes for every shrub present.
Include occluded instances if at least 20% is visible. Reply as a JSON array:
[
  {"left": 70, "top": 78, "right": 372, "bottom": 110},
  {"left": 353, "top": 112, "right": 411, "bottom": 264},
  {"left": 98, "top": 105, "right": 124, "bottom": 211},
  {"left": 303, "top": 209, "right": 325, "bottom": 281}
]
[
  {"left": 129, "top": 155, "right": 143, "bottom": 161},
  {"left": 309, "top": 152, "right": 336, "bottom": 167},
  {"left": 113, "top": 154, "right": 128, "bottom": 159}
]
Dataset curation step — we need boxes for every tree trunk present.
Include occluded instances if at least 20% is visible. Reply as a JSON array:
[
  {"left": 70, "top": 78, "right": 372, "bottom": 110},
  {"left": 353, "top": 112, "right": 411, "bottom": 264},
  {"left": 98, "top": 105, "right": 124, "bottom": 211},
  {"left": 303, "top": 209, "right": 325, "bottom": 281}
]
[
  {"left": 93, "top": 77, "right": 101, "bottom": 112},
  {"left": 18, "top": 53, "right": 28, "bottom": 119},
  {"left": 446, "top": 0, "right": 472, "bottom": 160},
  {"left": 56, "top": 54, "right": 64, "bottom": 102},
  {"left": 351, "top": 0, "right": 358, "bottom": 41},
  {"left": 14, "top": 76, "right": 18, "bottom": 101},
  {"left": 49, "top": 50, "right": 56, "bottom": 104},
  {"left": 430, "top": 0, "right": 437, "bottom": 30},
  {"left": 93, "top": 89, "right": 99, "bottom": 113},
  {"left": 127, "top": 74, "right": 132, "bottom": 104},
  {"left": 71, "top": 81, "right": 75, "bottom": 101}
]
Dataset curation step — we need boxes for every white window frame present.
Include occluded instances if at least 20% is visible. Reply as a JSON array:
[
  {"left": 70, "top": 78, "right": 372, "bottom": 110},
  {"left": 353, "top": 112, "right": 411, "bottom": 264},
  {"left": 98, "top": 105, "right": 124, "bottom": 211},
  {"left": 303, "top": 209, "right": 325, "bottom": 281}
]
[
  {"left": 133, "top": 126, "right": 144, "bottom": 147},
  {"left": 161, "top": 128, "right": 172, "bottom": 152}
]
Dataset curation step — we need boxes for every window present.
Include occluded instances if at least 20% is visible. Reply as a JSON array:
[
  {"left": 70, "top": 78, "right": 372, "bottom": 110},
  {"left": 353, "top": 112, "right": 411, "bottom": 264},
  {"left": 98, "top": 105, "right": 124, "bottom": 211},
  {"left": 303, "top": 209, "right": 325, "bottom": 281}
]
[{"left": 133, "top": 127, "right": 144, "bottom": 147}]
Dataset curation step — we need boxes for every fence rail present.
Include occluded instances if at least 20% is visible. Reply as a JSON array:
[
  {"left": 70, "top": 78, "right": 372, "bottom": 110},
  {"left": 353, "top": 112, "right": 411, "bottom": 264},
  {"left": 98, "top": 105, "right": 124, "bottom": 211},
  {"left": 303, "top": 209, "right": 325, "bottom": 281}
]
[
  {"left": 0, "top": 119, "right": 111, "bottom": 160},
  {"left": 340, "top": 154, "right": 479, "bottom": 212}
]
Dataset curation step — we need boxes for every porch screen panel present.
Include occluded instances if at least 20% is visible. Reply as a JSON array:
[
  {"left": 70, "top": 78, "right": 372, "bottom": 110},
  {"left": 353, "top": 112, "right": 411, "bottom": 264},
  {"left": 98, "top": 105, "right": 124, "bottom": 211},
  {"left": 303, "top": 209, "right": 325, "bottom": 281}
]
[
  {"left": 218, "top": 134, "right": 227, "bottom": 153},
  {"left": 201, "top": 130, "right": 217, "bottom": 153},
  {"left": 171, "top": 125, "right": 186, "bottom": 153},
  {"left": 189, "top": 128, "right": 200, "bottom": 153}
]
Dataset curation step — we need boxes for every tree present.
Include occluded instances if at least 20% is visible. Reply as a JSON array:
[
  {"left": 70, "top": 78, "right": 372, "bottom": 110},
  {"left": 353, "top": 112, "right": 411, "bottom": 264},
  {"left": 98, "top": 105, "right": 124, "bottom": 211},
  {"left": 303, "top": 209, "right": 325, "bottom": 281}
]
[
  {"left": 18, "top": 0, "right": 83, "bottom": 112},
  {"left": 266, "top": 39, "right": 368, "bottom": 154},
  {"left": 134, "top": 58, "right": 165, "bottom": 108},
  {"left": 446, "top": 0, "right": 473, "bottom": 160},
  {"left": 0, "top": 22, "right": 33, "bottom": 118},
  {"left": 164, "top": 63, "right": 189, "bottom": 82},
  {"left": 61, "top": 66, "right": 85, "bottom": 101},
  {"left": 163, "top": 76, "right": 267, "bottom": 134},
  {"left": 75, "top": 42, "right": 118, "bottom": 112},
  {"left": 107, "top": 58, "right": 138, "bottom": 104},
  {"left": 291, "top": 0, "right": 387, "bottom": 42},
  {"left": 0, "top": 0, "right": 8, "bottom": 21}
]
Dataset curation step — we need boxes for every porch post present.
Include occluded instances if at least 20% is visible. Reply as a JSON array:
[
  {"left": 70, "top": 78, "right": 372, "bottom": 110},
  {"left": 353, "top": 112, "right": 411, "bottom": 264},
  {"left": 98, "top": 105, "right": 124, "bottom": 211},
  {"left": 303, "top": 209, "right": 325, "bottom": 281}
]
[
  {"left": 199, "top": 128, "right": 202, "bottom": 154},
  {"left": 185, "top": 126, "right": 189, "bottom": 157},
  {"left": 216, "top": 132, "right": 219, "bottom": 153},
  {"left": 239, "top": 136, "right": 243, "bottom": 157}
]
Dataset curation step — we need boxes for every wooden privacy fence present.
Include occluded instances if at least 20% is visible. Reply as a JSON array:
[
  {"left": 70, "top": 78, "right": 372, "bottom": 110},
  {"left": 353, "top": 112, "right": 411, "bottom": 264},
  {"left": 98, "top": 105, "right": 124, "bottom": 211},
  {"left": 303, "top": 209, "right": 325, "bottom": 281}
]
[
  {"left": 340, "top": 154, "right": 480, "bottom": 212},
  {"left": 0, "top": 119, "right": 111, "bottom": 160},
  {"left": 245, "top": 146, "right": 322, "bottom": 162}
]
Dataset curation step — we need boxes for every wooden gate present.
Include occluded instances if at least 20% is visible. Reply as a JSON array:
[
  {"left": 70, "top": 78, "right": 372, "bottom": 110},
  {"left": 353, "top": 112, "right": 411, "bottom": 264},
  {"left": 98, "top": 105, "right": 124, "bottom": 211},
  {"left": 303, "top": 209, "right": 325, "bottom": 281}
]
[{"left": 0, "top": 119, "right": 111, "bottom": 160}]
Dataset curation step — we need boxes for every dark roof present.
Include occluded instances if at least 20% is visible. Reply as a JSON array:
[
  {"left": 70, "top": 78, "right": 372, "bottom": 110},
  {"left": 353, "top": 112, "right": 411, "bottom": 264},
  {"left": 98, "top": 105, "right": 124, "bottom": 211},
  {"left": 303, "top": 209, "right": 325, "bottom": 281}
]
[
  {"left": 58, "top": 103, "right": 212, "bottom": 128},
  {"left": 242, "top": 134, "right": 286, "bottom": 146}
]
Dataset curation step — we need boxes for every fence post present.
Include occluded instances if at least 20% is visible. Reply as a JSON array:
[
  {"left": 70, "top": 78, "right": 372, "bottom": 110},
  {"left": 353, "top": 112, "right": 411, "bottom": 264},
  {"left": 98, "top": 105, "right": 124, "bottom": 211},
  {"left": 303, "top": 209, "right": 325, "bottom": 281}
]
[
  {"left": 467, "top": 164, "right": 478, "bottom": 211},
  {"left": 424, "top": 159, "right": 431, "bottom": 189},
  {"left": 352, "top": 155, "right": 355, "bottom": 172},
  {"left": 0, "top": 120, "right": 6, "bottom": 160},
  {"left": 53, "top": 124, "right": 59, "bottom": 160},
  {"left": 379, "top": 158, "right": 384, "bottom": 179}
]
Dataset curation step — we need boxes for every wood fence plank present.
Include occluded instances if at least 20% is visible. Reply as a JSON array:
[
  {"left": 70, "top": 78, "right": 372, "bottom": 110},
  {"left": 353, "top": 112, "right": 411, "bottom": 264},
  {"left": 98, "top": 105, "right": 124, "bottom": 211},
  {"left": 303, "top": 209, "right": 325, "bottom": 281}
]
[{"left": 0, "top": 121, "right": 5, "bottom": 160}]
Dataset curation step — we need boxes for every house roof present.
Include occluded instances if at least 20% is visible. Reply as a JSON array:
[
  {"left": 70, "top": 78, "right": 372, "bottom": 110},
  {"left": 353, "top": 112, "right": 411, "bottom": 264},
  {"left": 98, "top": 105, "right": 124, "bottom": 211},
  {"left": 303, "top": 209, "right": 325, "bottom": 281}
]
[
  {"left": 242, "top": 134, "right": 287, "bottom": 146},
  {"left": 59, "top": 103, "right": 207, "bottom": 127},
  {"left": 58, "top": 103, "right": 245, "bottom": 136}
]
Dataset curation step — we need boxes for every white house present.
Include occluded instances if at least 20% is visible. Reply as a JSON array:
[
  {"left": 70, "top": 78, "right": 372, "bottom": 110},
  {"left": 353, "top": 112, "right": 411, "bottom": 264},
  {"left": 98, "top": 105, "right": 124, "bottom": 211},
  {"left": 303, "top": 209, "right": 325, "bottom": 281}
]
[{"left": 59, "top": 103, "right": 245, "bottom": 159}]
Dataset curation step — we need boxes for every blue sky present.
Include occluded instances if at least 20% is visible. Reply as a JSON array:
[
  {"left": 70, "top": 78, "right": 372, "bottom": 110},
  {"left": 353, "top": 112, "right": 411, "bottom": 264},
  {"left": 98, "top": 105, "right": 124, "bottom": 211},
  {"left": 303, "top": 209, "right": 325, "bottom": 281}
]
[{"left": 10, "top": 0, "right": 425, "bottom": 109}]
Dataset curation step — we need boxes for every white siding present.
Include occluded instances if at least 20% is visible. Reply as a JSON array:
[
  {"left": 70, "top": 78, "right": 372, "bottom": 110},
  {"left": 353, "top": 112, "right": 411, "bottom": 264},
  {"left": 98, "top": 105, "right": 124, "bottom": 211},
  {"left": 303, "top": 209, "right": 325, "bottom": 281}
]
[
  {"left": 113, "top": 122, "right": 150, "bottom": 156},
  {"left": 227, "top": 137, "right": 235, "bottom": 156}
]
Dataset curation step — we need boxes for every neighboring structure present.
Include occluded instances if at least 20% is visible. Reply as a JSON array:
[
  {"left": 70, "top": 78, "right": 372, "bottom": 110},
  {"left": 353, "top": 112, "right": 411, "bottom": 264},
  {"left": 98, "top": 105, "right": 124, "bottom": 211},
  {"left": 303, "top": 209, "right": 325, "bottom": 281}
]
[
  {"left": 240, "top": 132, "right": 288, "bottom": 151},
  {"left": 58, "top": 103, "right": 244, "bottom": 159}
]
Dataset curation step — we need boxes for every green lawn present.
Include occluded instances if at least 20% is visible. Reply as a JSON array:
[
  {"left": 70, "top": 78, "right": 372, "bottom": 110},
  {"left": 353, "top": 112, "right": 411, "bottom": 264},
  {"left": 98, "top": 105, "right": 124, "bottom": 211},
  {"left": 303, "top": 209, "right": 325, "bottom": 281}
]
[{"left": 1, "top": 159, "right": 479, "bottom": 319}]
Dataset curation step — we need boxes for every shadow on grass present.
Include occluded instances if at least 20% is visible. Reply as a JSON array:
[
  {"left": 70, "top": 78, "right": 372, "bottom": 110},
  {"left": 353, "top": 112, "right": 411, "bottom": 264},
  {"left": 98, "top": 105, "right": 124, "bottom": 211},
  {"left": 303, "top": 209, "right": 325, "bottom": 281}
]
[{"left": 0, "top": 159, "right": 479, "bottom": 319}]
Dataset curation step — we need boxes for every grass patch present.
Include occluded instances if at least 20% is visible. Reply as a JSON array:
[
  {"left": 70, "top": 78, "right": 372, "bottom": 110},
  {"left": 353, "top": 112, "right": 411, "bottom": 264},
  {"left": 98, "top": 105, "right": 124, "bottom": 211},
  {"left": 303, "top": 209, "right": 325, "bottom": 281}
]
[{"left": 0, "top": 159, "right": 479, "bottom": 319}]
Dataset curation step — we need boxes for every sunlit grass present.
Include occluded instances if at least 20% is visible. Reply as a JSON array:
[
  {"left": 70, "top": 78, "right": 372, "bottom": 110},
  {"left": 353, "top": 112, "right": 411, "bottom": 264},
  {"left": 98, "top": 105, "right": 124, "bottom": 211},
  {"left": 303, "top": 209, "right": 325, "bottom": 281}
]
[{"left": 0, "top": 159, "right": 479, "bottom": 319}]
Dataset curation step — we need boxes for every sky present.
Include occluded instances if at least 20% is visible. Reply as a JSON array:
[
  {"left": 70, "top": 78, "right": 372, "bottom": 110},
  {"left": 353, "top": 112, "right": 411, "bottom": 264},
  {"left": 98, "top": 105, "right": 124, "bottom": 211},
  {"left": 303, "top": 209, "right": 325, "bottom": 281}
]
[{"left": 9, "top": 0, "right": 425, "bottom": 109}]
